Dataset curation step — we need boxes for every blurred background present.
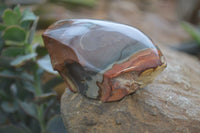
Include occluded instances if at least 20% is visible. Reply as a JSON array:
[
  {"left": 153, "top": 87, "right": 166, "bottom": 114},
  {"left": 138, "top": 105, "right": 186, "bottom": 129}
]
[
  {"left": 2, "top": 0, "right": 200, "bottom": 54},
  {"left": 0, "top": 0, "right": 200, "bottom": 133}
]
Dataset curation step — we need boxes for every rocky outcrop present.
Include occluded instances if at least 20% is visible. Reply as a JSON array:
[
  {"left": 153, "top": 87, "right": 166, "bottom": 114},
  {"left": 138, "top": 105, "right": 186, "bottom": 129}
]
[{"left": 61, "top": 47, "right": 200, "bottom": 133}]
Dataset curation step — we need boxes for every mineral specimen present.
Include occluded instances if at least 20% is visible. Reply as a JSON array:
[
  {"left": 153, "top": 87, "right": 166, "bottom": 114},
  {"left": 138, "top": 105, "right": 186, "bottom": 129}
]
[{"left": 42, "top": 19, "right": 167, "bottom": 102}]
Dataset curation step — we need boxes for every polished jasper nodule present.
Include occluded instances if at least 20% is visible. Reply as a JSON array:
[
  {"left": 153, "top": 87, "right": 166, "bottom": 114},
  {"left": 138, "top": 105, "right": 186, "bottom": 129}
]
[{"left": 42, "top": 19, "right": 167, "bottom": 102}]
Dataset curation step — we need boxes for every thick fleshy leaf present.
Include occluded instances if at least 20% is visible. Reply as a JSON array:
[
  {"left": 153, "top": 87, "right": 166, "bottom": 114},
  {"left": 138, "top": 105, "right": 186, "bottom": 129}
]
[
  {"left": 11, "top": 53, "right": 37, "bottom": 66},
  {"left": 0, "top": 70, "right": 19, "bottom": 79},
  {"left": 0, "top": 24, "right": 6, "bottom": 31},
  {"left": 22, "top": 81, "right": 35, "bottom": 94},
  {"left": 2, "top": 47, "right": 24, "bottom": 57},
  {"left": 37, "top": 55, "right": 58, "bottom": 75},
  {"left": 2, "top": 26, "right": 26, "bottom": 42},
  {"left": 0, "top": 70, "right": 33, "bottom": 81},
  {"left": 21, "top": 8, "right": 36, "bottom": 22},
  {"left": 34, "top": 92, "right": 57, "bottom": 104},
  {"left": 20, "top": 72, "right": 34, "bottom": 81},
  {"left": 1, "top": 101, "right": 18, "bottom": 113},
  {"left": 0, "top": 125, "right": 26, "bottom": 133},
  {"left": 20, "top": 8, "right": 37, "bottom": 30},
  {"left": 2, "top": 9, "right": 21, "bottom": 26},
  {"left": 19, "top": 102, "right": 37, "bottom": 119},
  {"left": 20, "top": 21, "right": 31, "bottom": 30},
  {"left": 46, "top": 115, "right": 67, "bottom": 133},
  {"left": 13, "top": 5, "right": 21, "bottom": 17}
]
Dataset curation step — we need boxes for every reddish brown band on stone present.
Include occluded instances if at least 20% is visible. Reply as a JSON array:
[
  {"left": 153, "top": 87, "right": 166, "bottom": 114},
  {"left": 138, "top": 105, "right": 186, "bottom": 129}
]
[{"left": 99, "top": 48, "right": 165, "bottom": 102}]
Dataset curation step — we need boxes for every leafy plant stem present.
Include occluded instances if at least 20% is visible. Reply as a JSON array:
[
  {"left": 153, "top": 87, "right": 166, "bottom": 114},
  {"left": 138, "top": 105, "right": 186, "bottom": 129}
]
[
  {"left": 37, "top": 104, "right": 45, "bottom": 133},
  {"left": 34, "top": 64, "right": 45, "bottom": 132}
]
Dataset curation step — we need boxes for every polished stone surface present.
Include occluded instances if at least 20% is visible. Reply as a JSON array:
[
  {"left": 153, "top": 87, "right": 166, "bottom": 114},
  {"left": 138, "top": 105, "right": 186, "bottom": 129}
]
[{"left": 43, "top": 19, "right": 166, "bottom": 102}]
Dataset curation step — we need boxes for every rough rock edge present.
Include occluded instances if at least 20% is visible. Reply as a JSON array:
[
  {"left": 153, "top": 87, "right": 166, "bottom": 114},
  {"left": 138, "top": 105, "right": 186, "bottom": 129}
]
[{"left": 61, "top": 47, "right": 200, "bottom": 133}]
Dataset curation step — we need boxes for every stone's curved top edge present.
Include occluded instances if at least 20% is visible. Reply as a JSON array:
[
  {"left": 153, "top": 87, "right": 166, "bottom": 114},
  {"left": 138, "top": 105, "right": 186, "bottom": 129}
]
[
  {"left": 42, "top": 19, "right": 160, "bottom": 72},
  {"left": 43, "top": 19, "right": 154, "bottom": 48}
]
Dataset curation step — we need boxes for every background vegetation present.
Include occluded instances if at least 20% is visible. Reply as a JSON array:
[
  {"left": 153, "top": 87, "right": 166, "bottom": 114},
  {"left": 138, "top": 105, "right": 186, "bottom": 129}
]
[{"left": 0, "top": 5, "right": 66, "bottom": 133}]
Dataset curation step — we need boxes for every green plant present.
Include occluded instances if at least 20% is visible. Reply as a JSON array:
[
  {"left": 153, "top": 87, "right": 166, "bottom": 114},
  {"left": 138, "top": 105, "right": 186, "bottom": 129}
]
[
  {"left": 61, "top": 0, "right": 96, "bottom": 7},
  {"left": 182, "top": 22, "right": 200, "bottom": 46},
  {"left": 50, "top": 0, "right": 96, "bottom": 8},
  {"left": 0, "top": 5, "right": 66, "bottom": 133}
]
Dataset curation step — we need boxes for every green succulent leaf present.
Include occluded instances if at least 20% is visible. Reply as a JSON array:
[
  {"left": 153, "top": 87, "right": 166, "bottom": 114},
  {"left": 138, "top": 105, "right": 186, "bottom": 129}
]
[
  {"left": 2, "top": 26, "right": 26, "bottom": 42},
  {"left": 46, "top": 115, "right": 67, "bottom": 133},
  {"left": 2, "top": 9, "right": 21, "bottom": 26},
  {"left": 2, "top": 47, "right": 24, "bottom": 57},
  {"left": 0, "top": 125, "right": 27, "bottom": 133},
  {"left": 1, "top": 101, "right": 18, "bottom": 113},
  {"left": 34, "top": 92, "right": 57, "bottom": 104},
  {"left": 0, "top": 70, "right": 18, "bottom": 79},
  {"left": 0, "top": 70, "right": 33, "bottom": 81},
  {"left": 11, "top": 53, "right": 37, "bottom": 67},
  {"left": 21, "top": 8, "right": 37, "bottom": 23},
  {"left": 19, "top": 102, "right": 37, "bottom": 119},
  {"left": 13, "top": 5, "right": 21, "bottom": 17},
  {"left": 20, "top": 8, "right": 37, "bottom": 31},
  {"left": 20, "top": 21, "right": 31, "bottom": 30},
  {"left": 20, "top": 72, "right": 34, "bottom": 81},
  {"left": 0, "top": 24, "right": 6, "bottom": 31},
  {"left": 37, "top": 55, "right": 58, "bottom": 75},
  {"left": 22, "top": 81, "right": 35, "bottom": 94}
]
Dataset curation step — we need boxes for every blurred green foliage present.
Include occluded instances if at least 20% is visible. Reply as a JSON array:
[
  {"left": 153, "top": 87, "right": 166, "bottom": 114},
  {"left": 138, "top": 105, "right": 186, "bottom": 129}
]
[
  {"left": 49, "top": 0, "right": 96, "bottom": 7},
  {"left": 0, "top": 5, "right": 66, "bottom": 133},
  {"left": 61, "top": 0, "right": 96, "bottom": 7},
  {"left": 182, "top": 22, "right": 200, "bottom": 46}
]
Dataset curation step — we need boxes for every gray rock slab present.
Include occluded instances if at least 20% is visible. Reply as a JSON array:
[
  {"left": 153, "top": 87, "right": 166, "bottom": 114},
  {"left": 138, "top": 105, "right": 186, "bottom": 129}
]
[{"left": 61, "top": 47, "right": 200, "bottom": 133}]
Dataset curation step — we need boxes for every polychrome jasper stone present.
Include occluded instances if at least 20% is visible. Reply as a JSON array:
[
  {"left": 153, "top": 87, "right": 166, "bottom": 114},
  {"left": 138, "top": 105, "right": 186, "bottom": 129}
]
[{"left": 42, "top": 19, "right": 167, "bottom": 102}]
